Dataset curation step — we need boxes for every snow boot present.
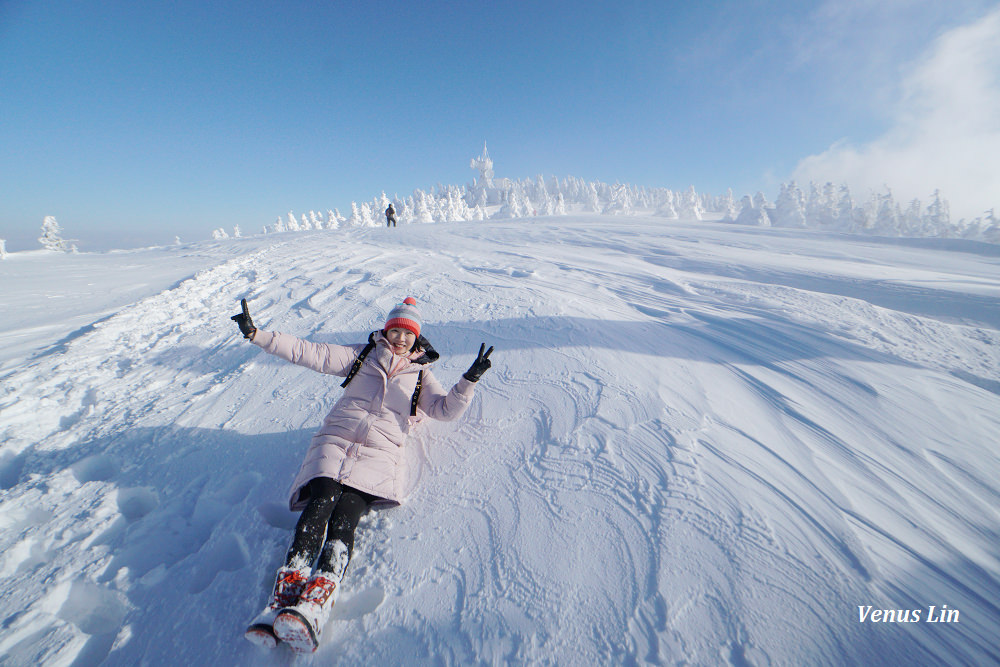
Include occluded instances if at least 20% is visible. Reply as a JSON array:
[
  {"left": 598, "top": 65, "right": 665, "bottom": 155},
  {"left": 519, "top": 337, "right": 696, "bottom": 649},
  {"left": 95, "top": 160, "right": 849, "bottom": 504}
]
[
  {"left": 272, "top": 540, "right": 350, "bottom": 654},
  {"left": 244, "top": 564, "right": 311, "bottom": 649}
]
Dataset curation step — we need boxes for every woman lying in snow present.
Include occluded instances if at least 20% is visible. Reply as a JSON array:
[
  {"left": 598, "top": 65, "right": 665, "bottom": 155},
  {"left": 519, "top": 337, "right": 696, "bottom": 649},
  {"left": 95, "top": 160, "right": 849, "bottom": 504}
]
[{"left": 232, "top": 297, "right": 493, "bottom": 654}]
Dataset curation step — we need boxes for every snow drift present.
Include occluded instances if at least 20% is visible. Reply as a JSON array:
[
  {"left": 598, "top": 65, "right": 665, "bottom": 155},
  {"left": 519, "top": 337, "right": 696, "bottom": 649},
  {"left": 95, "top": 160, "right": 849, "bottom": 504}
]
[{"left": 1, "top": 214, "right": 998, "bottom": 666}]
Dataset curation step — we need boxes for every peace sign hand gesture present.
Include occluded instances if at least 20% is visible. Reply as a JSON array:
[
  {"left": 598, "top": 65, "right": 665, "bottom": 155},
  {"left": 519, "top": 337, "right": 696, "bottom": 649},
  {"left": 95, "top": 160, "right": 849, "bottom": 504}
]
[{"left": 462, "top": 343, "right": 494, "bottom": 383}]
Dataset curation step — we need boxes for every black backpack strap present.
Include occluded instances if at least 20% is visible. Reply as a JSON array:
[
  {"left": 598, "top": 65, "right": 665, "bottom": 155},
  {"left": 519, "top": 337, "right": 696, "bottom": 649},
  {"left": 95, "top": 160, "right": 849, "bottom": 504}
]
[
  {"left": 410, "top": 370, "right": 423, "bottom": 416},
  {"left": 341, "top": 339, "right": 376, "bottom": 388}
]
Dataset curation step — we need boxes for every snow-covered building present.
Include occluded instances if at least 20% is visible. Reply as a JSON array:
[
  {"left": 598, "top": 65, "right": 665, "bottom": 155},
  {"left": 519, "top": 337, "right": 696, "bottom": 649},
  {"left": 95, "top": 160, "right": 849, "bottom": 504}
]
[{"left": 467, "top": 142, "right": 514, "bottom": 206}]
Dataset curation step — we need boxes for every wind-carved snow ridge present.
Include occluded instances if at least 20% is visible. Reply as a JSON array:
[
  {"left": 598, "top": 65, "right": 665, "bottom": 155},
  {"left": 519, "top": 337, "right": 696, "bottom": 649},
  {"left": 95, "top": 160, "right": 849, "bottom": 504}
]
[{"left": 1, "top": 216, "right": 999, "bottom": 666}]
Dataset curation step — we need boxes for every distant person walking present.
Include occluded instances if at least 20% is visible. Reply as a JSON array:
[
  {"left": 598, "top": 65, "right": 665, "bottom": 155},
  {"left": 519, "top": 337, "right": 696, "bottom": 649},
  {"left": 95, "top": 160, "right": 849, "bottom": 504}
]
[{"left": 386, "top": 204, "right": 397, "bottom": 227}]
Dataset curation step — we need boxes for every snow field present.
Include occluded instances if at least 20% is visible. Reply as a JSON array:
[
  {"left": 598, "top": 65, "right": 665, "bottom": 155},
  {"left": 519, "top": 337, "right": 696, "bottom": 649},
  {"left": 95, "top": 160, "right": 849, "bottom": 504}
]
[{"left": 0, "top": 215, "right": 998, "bottom": 665}]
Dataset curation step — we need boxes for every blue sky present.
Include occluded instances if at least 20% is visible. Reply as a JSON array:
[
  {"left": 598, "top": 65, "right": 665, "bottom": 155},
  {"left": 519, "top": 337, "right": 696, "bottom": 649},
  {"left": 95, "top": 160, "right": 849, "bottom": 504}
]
[{"left": 2, "top": 0, "right": 998, "bottom": 250}]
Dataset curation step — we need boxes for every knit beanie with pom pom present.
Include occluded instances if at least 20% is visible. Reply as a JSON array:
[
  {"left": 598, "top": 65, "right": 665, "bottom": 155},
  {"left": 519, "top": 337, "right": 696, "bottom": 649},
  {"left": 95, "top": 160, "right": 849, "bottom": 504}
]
[{"left": 384, "top": 297, "right": 422, "bottom": 337}]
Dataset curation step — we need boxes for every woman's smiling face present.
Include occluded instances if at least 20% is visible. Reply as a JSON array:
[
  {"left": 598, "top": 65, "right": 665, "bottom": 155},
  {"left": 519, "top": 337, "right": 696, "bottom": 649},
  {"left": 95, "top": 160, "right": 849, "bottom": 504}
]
[{"left": 385, "top": 327, "right": 417, "bottom": 354}]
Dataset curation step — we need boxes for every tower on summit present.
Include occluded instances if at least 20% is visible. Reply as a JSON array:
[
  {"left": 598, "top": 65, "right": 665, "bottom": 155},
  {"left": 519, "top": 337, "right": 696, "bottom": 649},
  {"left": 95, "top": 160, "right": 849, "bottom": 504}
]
[{"left": 470, "top": 142, "right": 494, "bottom": 187}]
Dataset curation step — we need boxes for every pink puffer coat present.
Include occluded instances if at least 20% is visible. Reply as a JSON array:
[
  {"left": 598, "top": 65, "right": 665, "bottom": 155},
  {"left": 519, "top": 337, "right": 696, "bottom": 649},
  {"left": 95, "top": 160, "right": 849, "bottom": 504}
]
[{"left": 252, "top": 330, "right": 476, "bottom": 509}]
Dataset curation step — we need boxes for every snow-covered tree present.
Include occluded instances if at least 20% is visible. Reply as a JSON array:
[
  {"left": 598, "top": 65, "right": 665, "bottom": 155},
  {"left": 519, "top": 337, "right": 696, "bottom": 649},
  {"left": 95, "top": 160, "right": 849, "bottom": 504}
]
[
  {"left": 836, "top": 185, "right": 855, "bottom": 231},
  {"left": 411, "top": 191, "right": 435, "bottom": 223},
  {"left": 773, "top": 182, "right": 807, "bottom": 228},
  {"left": 554, "top": 192, "right": 567, "bottom": 216},
  {"left": 981, "top": 209, "right": 1000, "bottom": 243},
  {"left": 718, "top": 188, "right": 738, "bottom": 221},
  {"left": 212, "top": 228, "right": 230, "bottom": 240},
  {"left": 257, "top": 170, "right": 995, "bottom": 245},
  {"left": 804, "top": 182, "right": 837, "bottom": 228},
  {"left": 445, "top": 190, "right": 462, "bottom": 220},
  {"left": 900, "top": 199, "right": 922, "bottom": 236},
  {"left": 603, "top": 184, "right": 632, "bottom": 215},
  {"left": 233, "top": 224, "right": 242, "bottom": 238},
  {"left": 346, "top": 203, "right": 361, "bottom": 227},
  {"left": 655, "top": 190, "right": 678, "bottom": 219},
  {"left": 377, "top": 192, "right": 392, "bottom": 219},
  {"left": 924, "top": 190, "right": 950, "bottom": 237},
  {"left": 497, "top": 185, "right": 537, "bottom": 219},
  {"left": 39, "top": 216, "right": 77, "bottom": 252},
  {"left": 582, "top": 183, "right": 601, "bottom": 212},
  {"left": 324, "top": 210, "right": 339, "bottom": 229},
  {"left": 0, "top": 238, "right": 7, "bottom": 260},
  {"left": 467, "top": 204, "right": 486, "bottom": 221},
  {"left": 678, "top": 186, "right": 704, "bottom": 220},
  {"left": 851, "top": 197, "right": 873, "bottom": 231},
  {"left": 873, "top": 189, "right": 900, "bottom": 236},
  {"left": 735, "top": 193, "right": 772, "bottom": 226},
  {"left": 345, "top": 203, "right": 364, "bottom": 227}
]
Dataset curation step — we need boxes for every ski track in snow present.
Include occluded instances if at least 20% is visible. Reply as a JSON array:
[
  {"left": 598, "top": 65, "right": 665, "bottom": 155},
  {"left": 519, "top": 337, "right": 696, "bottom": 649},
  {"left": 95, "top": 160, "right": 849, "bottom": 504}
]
[{"left": 1, "top": 215, "right": 999, "bottom": 666}]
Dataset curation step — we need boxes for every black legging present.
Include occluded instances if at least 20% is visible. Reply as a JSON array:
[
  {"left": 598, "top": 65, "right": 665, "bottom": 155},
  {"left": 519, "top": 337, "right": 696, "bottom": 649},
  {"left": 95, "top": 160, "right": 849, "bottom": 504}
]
[{"left": 284, "top": 477, "right": 374, "bottom": 573}]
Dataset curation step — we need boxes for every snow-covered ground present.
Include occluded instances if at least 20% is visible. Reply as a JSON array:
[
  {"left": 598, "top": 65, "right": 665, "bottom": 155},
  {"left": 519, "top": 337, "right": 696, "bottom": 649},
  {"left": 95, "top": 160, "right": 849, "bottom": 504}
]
[{"left": 1, "top": 214, "right": 998, "bottom": 666}]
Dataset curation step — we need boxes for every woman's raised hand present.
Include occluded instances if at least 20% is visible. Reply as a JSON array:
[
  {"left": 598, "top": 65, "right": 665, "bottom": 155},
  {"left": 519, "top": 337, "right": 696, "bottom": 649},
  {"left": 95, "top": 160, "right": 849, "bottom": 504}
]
[
  {"left": 462, "top": 343, "right": 494, "bottom": 382},
  {"left": 231, "top": 298, "right": 257, "bottom": 340}
]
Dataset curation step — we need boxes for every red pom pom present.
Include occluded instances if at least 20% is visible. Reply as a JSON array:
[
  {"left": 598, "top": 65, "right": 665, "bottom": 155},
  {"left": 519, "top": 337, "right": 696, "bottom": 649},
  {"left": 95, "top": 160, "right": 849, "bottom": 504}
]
[{"left": 403, "top": 297, "right": 417, "bottom": 305}]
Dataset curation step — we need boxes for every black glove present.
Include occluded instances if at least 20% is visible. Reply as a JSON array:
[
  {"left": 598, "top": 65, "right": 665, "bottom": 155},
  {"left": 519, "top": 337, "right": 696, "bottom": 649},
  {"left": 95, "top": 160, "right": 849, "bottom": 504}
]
[
  {"left": 463, "top": 343, "right": 494, "bottom": 382},
  {"left": 231, "top": 298, "right": 257, "bottom": 340}
]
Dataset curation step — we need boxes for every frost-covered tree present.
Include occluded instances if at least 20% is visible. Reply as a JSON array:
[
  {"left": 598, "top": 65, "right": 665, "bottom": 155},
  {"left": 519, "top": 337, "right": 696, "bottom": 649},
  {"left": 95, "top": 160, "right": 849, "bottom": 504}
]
[
  {"left": 924, "top": 190, "right": 950, "bottom": 236},
  {"left": 583, "top": 183, "right": 601, "bottom": 212},
  {"left": 735, "top": 193, "right": 772, "bottom": 226},
  {"left": 39, "top": 216, "right": 73, "bottom": 251},
  {"left": 873, "top": 189, "right": 900, "bottom": 236},
  {"left": 773, "top": 182, "right": 807, "bottom": 228},
  {"left": 554, "top": 192, "right": 567, "bottom": 216},
  {"left": 722, "top": 195, "right": 741, "bottom": 223},
  {"left": 471, "top": 182, "right": 488, "bottom": 208},
  {"left": 412, "top": 191, "right": 435, "bottom": 223},
  {"left": 958, "top": 215, "right": 982, "bottom": 239},
  {"left": 656, "top": 190, "right": 678, "bottom": 219},
  {"left": 377, "top": 192, "right": 392, "bottom": 217},
  {"left": 347, "top": 203, "right": 363, "bottom": 226},
  {"left": 718, "top": 188, "right": 738, "bottom": 221},
  {"left": 233, "top": 224, "right": 242, "bottom": 238},
  {"left": 837, "top": 185, "right": 855, "bottom": 231},
  {"left": 0, "top": 238, "right": 7, "bottom": 260},
  {"left": 804, "top": 182, "right": 837, "bottom": 228},
  {"left": 981, "top": 209, "right": 1000, "bottom": 243},
  {"left": 900, "top": 199, "right": 922, "bottom": 236},
  {"left": 286, "top": 211, "right": 301, "bottom": 232},
  {"left": 212, "top": 228, "right": 230, "bottom": 240},
  {"left": 678, "top": 186, "right": 704, "bottom": 220},
  {"left": 456, "top": 189, "right": 474, "bottom": 220},
  {"left": 851, "top": 195, "right": 873, "bottom": 231},
  {"left": 603, "top": 184, "right": 632, "bottom": 215},
  {"left": 325, "top": 209, "right": 340, "bottom": 229},
  {"left": 541, "top": 191, "right": 556, "bottom": 216},
  {"left": 496, "top": 187, "right": 531, "bottom": 219}
]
